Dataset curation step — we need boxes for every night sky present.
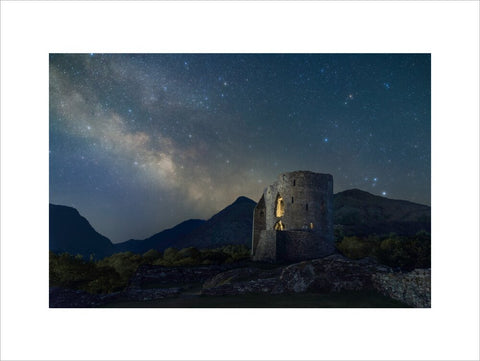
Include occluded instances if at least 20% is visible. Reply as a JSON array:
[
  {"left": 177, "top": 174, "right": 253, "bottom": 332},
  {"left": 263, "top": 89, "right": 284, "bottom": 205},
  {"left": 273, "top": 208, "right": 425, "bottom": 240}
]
[{"left": 50, "top": 54, "right": 430, "bottom": 243}]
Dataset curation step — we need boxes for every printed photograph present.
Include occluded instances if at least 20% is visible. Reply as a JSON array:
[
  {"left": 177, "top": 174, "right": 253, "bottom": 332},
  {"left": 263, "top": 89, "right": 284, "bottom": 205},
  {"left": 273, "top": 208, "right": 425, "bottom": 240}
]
[{"left": 49, "top": 53, "right": 431, "bottom": 308}]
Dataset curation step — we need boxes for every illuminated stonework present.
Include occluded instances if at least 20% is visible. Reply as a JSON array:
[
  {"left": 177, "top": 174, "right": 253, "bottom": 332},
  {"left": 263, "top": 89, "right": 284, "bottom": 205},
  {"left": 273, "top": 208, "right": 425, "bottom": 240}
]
[{"left": 252, "top": 171, "right": 335, "bottom": 263}]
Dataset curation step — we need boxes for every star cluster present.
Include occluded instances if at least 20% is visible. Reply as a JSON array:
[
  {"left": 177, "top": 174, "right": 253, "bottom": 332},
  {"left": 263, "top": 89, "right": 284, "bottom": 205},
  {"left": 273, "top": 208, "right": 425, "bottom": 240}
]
[{"left": 50, "top": 54, "right": 430, "bottom": 242}]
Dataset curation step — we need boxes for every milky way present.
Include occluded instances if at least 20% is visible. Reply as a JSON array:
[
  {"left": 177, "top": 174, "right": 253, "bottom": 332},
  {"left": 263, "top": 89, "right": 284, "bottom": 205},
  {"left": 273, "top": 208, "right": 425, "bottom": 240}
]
[{"left": 49, "top": 54, "right": 430, "bottom": 242}]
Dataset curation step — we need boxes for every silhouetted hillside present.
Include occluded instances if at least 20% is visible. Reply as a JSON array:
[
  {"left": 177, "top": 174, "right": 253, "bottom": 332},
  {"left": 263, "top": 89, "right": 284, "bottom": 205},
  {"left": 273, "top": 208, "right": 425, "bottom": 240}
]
[
  {"left": 174, "top": 196, "right": 257, "bottom": 249},
  {"left": 113, "top": 196, "right": 257, "bottom": 253},
  {"left": 113, "top": 219, "right": 206, "bottom": 253},
  {"left": 49, "top": 190, "right": 430, "bottom": 257},
  {"left": 49, "top": 204, "right": 114, "bottom": 258},
  {"left": 333, "top": 189, "right": 430, "bottom": 236}
]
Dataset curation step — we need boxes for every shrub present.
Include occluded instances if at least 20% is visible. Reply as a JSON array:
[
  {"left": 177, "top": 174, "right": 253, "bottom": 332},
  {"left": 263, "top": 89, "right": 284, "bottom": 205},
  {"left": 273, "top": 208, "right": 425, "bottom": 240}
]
[
  {"left": 221, "top": 244, "right": 250, "bottom": 262},
  {"left": 374, "top": 233, "right": 430, "bottom": 270},
  {"left": 50, "top": 251, "right": 125, "bottom": 294},
  {"left": 163, "top": 247, "right": 179, "bottom": 263},
  {"left": 174, "top": 257, "right": 198, "bottom": 266},
  {"left": 336, "top": 233, "right": 431, "bottom": 271},
  {"left": 97, "top": 252, "right": 143, "bottom": 281},
  {"left": 199, "top": 249, "right": 229, "bottom": 265},
  {"left": 50, "top": 252, "right": 98, "bottom": 289},
  {"left": 142, "top": 249, "right": 161, "bottom": 264},
  {"left": 177, "top": 247, "right": 200, "bottom": 260},
  {"left": 84, "top": 266, "right": 124, "bottom": 294},
  {"left": 335, "top": 236, "right": 371, "bottom": 259}
]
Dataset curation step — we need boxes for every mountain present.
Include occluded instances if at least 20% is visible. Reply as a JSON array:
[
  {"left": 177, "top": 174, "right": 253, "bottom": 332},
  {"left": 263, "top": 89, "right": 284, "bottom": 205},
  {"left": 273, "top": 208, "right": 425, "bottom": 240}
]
[
  {"left": 49, "top": 204, "right": 114, "bottom": 258},
  {"left": 173, "top": 196, "right": 257, "bottom": 250},
  {"left": 113, "top": 219, "right": 206, "bottom": 254},
  {"left": 113, "top": 196, "right": 257, "bottom": 253},
  {"left": 333, "top": 189, "right": 430, "bottom": 236},
  {"left": 50, "top": 190, "right": 430, "bottom": 257}
]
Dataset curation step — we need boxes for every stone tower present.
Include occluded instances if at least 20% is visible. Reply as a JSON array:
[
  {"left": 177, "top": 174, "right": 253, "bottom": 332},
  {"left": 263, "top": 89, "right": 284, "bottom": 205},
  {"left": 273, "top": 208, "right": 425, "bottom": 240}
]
[{"left": 252, "top": 171, "right": 334, "bottom": 262}]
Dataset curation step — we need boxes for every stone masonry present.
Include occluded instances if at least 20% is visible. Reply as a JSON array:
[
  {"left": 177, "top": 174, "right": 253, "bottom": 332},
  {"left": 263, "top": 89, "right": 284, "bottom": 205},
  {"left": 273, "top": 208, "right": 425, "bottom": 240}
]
[{"left": 252, "top": 171, "right": 335, "bottom": 262}]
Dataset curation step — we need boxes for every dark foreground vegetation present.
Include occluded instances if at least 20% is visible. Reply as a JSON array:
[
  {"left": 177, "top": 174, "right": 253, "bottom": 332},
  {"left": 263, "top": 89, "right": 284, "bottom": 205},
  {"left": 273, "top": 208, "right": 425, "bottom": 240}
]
[
  {"left": 50, "top": 245, "right": 250, "bottom": 294},
  {"left": 50, "top": 232, "right": 430, "bottom": 306},
  {"left": 335, "top": 231, "right": 430, "bottom": 271}
]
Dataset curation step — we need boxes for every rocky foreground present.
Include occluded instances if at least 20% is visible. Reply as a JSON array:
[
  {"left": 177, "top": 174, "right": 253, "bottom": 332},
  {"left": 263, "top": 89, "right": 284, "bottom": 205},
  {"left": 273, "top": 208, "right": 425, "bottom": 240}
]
[{"left": 50, "top": 254, "right": 430, "bottom": 308}]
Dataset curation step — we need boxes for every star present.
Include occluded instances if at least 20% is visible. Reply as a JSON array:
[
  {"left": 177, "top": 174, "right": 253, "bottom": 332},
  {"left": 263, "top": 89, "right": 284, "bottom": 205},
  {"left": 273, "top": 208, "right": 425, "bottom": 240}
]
[{"left": 49, "top": 53, "right": 431, "bottom": 243}]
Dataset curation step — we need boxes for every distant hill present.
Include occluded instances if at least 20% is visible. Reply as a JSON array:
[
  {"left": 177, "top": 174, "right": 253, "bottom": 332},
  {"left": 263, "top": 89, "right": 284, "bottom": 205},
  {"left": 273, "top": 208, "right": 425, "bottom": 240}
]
[
  {"left": 113, "top": 219, "right": 206, "bottom": 254},
  {"left": 173, "top": 196, "right": 257, "bottom": 250},
  {"left": 50, "top": 190, "right": 430, "bottom": 257},
  {"left": 333, "top": 189, "right": 430, "bottom": 236},
  {"left": 49, "top": 204, "right": 114, "bottom": 258},
  {"left": 113, "top": 196, "right": 257, "bottom": 253}
]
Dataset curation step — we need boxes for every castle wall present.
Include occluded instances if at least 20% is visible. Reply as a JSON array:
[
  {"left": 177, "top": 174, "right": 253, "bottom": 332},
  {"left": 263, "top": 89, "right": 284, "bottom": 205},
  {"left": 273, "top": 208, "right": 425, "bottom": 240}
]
[
  {"left": 252, "top": 195, "right": 266, "bottom": 255},
  {"left": 252, "top": 171, "right": 334, "bottom": 263},
  {"left": 263, "top": 171, "right": 333, "bottom": 237},
  {"left": 252, "top": 230, "right": 277, "bottom": 262},
  {"left": 276, "top": 231, "right": 335, "bottom": 262}
]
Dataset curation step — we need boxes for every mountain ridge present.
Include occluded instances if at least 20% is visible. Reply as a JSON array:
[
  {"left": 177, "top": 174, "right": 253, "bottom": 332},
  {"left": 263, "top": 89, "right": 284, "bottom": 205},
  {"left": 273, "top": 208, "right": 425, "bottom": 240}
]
[
  {"left": 333, "top": 189, "right": 430, "bottom": 236},
  {"left": 49, "top": 204, "right": 115, "bottom": 258},
  {"left": 50, "top": 190, "right": 430, "bottom": 257},
  {"left": 113, "top": 218, "right": 206, "bottom": 254}
]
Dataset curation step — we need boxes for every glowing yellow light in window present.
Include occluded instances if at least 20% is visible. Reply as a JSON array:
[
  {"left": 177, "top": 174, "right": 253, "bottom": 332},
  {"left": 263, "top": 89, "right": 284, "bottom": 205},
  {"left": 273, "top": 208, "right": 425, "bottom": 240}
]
[
  {"left": 275, "top": 195, "right": 285, "bottom": 217},
  {"left": 275, "top": 220, "right": 285, "bottom": 230}
]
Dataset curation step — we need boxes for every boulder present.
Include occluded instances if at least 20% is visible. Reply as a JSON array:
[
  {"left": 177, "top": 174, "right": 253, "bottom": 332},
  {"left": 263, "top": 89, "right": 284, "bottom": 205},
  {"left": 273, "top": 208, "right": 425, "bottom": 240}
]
[
  {"left": 372, "top": 268, "right": 431, "bottom": 308},
  {"left": 279, "top": 254, "right": 391, "bottom": 293}
]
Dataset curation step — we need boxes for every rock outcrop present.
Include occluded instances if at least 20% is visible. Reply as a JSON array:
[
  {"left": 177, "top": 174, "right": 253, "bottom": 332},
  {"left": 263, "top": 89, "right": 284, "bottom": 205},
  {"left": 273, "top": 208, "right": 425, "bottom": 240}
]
[
  {"left": 201, "top": 254, "right": 431, "bottom": 307},
  {"left": 49, "top": 287, "right": 121, "bottom": 308},
  {"left": 127, "top": 264, "right": 237, "bottom": 289},
  {"left": 279, "top": 254, "right": 392, "bottom": 293},
  {"left": 372, "top": 268, "right": 431, "bottom": 308},
  {"left": 202, "top": 267, "right": 284, "bottom": 296}
]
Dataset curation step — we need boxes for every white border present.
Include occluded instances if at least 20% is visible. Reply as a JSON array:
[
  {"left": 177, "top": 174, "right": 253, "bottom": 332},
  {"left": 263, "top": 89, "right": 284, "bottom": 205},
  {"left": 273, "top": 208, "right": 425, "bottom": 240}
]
[{"left": 1, "top": 1, "right": 479, "bottom": 360}]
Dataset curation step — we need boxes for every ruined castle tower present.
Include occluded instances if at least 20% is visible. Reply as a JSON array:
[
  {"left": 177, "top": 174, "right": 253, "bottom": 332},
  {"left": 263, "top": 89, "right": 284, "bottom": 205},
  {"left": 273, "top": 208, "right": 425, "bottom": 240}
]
[{"left": 252, "top": 171, "right": 335, "bottom": 262}]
